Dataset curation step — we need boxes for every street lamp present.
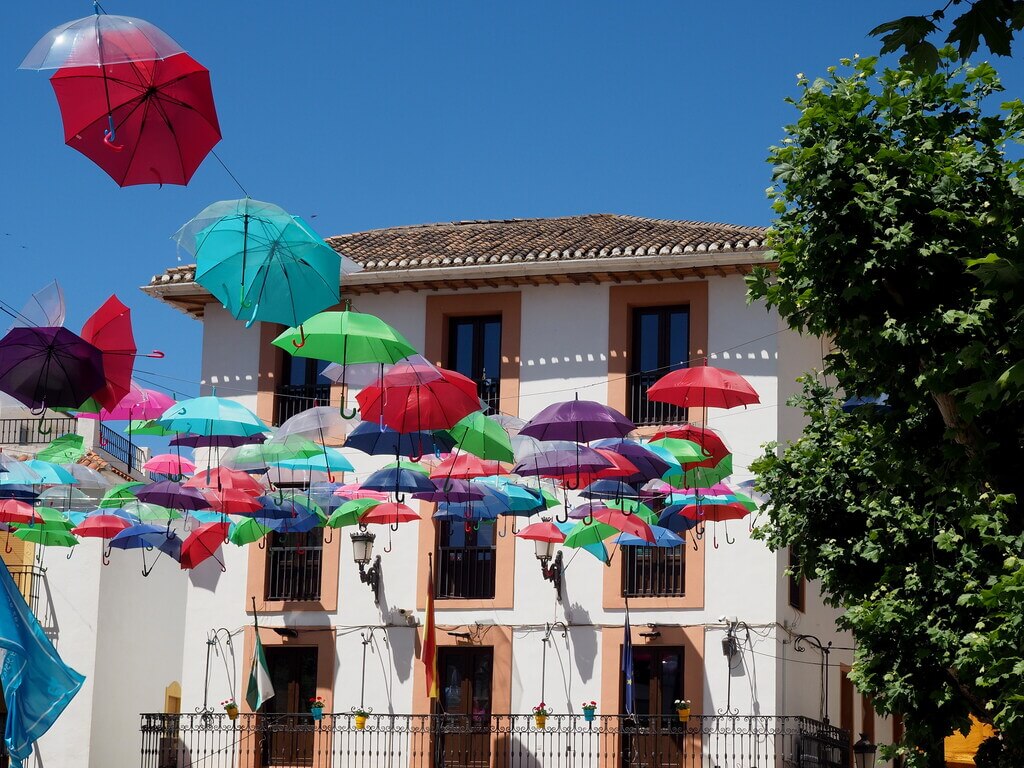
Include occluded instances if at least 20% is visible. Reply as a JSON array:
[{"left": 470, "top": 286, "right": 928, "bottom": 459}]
[
  {"left": 853, "top": 733, "right": 877, "bottom": 768},
  {"left": 534, "top": 537, "right": 563, "bottom": 600},
  {"left": 350, "top": 530, "right": 382, "bottom": 604}
]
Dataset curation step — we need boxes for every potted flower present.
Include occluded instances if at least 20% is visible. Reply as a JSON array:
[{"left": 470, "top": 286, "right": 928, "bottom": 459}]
[
  {"left": 351, "top": 706, "right": 371, "bottom": 730},
  {"left": 221, "top": 699, "right": 239, "bottom": 721},
  {"left": 674, "top": 699, "right": 692, "bottom": 723},
  {"left": 533, "top": 702, "right": 551, "bottom": 729},
  {"left": 581, "top": 701, "right": 597, "bottom": 722},
  {"left": 309, "top": 696, "right": 326, "bottom": 721}
]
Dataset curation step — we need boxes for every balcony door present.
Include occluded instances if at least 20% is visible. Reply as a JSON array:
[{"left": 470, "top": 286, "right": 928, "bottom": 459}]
[
  {"left": 629, "top": 305, "right": 689, "bottom": 426},
  {"left": 447, "top": 315, "right": 501, "bottom": 414},
  {"left": 434, "top": 647, "right": 493, "bottom": 768},
  {"left": 277, "top": 356, "right": 331, "bottom": 426},
  {"left": 621, "top": 646, "right": 686, "bottom": 768},
  {"left": 261, "top": 646, "right": 318, "bottom": 767}
]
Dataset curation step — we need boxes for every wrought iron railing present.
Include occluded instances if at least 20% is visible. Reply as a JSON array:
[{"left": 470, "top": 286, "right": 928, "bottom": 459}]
[
  {"left": 275, "top": 384, "right": 331, "bottom": 427},
  {"left": 0, "top": 417, "right": 77, "bottom": 446},
  {"left": 435, "top": 545, "right": 496, "bottom": 599},
  {"left": 7, "top": 565, "right": 56, "bottom": 637},
  {"left": 628, "top": 372, "right": 686, "bottom": 427},
  {"left": 100, "top": 424, "right": 147, "bottom": 472},
  {"left": 265, "top": 534, "right": 323, "bottom": 602},
  {"left": 140, "top": 713, "right": 850, "bottom": 768},
  {"left": 477, "top": 377, "right": 500, "bottom": 416},
  {"left": 622, "top": 545, "right": 686, "bottom": 597}
]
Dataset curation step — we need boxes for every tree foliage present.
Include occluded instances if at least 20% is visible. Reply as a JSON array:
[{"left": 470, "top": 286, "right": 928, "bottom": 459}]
[
  {"left": 871, "top": 0, "right": 1024, "bottom": 72},
  {"left": 748, "top": 52, "right": 1024, "bottom": 767}
]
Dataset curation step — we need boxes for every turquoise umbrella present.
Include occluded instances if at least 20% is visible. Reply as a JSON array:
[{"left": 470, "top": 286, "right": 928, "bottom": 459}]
[
  {"left": 174, "top": 198, "right": 340, "bottom": 328},
  {"left": 157, "top": 395, "right": 269, "bottom": 438},
  {"left": 20, "top": 461, "right": 77, "bottom": 485},
  {"left": 275, "top": 447, "right": 354, "bottom": 474}
]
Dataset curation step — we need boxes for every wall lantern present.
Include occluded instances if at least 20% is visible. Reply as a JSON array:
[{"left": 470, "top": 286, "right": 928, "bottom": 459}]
[
  {"left": 853, "top": 733, "right": 877, "bottom": 768},
  {"left": 350, "top": 530, "right": 382, "bottom": 604}
]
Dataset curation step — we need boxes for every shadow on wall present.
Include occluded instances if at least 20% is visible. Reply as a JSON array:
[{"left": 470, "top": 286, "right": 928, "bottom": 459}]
[
  {"left": 564, "top": 603, "right": 598, "bottom": 685},
  {"left": 519, "top": 352, "right": 609, "bottom": 385},
  {"left": 711, "top": 348, "right": 777, "bottom": 378},
  {"left": 188, "top": 554, "right": 225, "bottom": 593}
]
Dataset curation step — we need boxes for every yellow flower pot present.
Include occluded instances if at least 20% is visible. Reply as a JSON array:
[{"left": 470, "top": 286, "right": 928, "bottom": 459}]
[
  {"left": 354, "top": 714, "right": 367, "bottom": 730},
  {"left": 535, "top": 714, "right": 547, "bottom": 729},
  {"left": 225, "top": 707, "right": 238, "bottom": 721},
  {"left": 677, "top": 708, "right": 690, "bottom": 723}
]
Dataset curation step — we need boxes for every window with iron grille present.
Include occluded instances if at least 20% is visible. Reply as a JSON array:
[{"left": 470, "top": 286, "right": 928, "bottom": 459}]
[
  {"left": 622, "top": 544, "right": 686, "bottom": 597},
  {"left": 447, "top": 316, "right": 501, "bottom": 414},
  {"left": 264, "top": 531, "right": 323, "bottom": 601},
  {"left": 276, "top": 357, "right": 331, "bottom": 426},
  {"left": 435, "top": 520, "right": 496, "bottom": 599},
  {"left": 628, "top": 305, "right": 689, "bottom": 426},
  {"left": 788, "top": 548, "right": 805, "bottom": 612}
]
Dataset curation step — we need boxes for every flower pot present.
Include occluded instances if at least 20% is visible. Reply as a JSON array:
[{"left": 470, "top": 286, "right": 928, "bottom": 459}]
[
  {"left": 583, "top": 709, "right": 596, "bottom": 722},
  {"left": 311, "top": 707, "right": 323, "bottom": 721},
  {"left": 534, "top": 714, "right": 547, "bottom": 729},
  {"left": 225, "top": 707, "right": 238, "bottom": 722},
  {"left": 354, "top": 714, "right": 367, "bottom": 730},
  {"left": 677, "top": 708, "right": 690, "bottom": 723}
]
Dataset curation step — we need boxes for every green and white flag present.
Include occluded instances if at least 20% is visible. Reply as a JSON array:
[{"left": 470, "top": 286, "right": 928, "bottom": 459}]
[{"left": 245, "top": 635, "right": 275, "bottom": 711}]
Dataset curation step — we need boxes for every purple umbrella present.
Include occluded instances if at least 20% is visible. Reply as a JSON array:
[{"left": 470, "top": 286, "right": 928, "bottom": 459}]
[
  {"left": 589, "top": 439, "right": 671, "bottom": 482},
  {"left": 512, "top": 446, "right": 612, "bottom": 477},
  {"left": 0, "top": 326, "right": 105, "bottom": 410},
  {"left": 519, "top": 398, "right": 635, "bottom": 443},
  {"left": 413, "top": 478, "right": 485, "bottom": 503},
  {"left": 134, "top": 480, "right": 209, "bottom": 511}
]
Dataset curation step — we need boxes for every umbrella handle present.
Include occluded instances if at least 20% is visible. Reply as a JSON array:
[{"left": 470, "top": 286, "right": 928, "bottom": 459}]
[
  {"left": 291, "top": 326, "right": 307, "bottom": 349},
  {"left": 464, "top": 521, "right": 473, "bottom": 534},
  {"left": 395, "top": 492, "right": 406, "bottom": 503},
  {"left": 725, "top": 523, "right": 735, "bottom": 546},
  {"left": 142, "top": 350, "right": 165, "bottom": 359},
  {"left": 583, "top": 513, "right": 594, "bottom": 526},
  {"left": 408, "top": 452, "right": 422, "bottom": 463},
  {"left": 66, "top": 548, "right": 74, "bottom": 560},
  {"left": 103, "top": 129, "right": 124, "bottom": 152},
  {"left": 390, "top": 522, "right": 400, "bottom": 533},
  {"left": 4, "top": 534, "right": 12, "bottom": 555},
  {"left": 102, "top": 544, "right": 111, "bottom": 566},
  {"left": 323, "top": 528, "right": 333, "bottom": 545},
  {"left": 383, "top": 538, "right": 393, "bottom": 553},
  {"left": 555, "top": 507, "right": 569, "bottom": 524},
  {"left": 98, "top": 430, "right": 107, "bottom": 446},
  {"left": 564, "top": 469, "right": 581, "bottom": 491},
  {"left": 340, "top": 406, "right": 359, "bottom": 419},
  {"left": 258, "top": 537, "right": 267, "bottom": 550},
  {"left": 327, "top": 471, "right": 336, "bottom": 483},
  {"left": 496, "top": 518, "right": 508, "bottom": 538}
]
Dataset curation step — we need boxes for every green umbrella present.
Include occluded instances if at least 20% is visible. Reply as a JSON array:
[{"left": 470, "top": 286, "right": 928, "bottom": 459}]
[
  {"left": 383, "top": 459, "right": 430, "bottom": 476},
  {"left": 326, "top": 498, "right": 380, "bottom": 529},
  {"left": 14, "top": 527, "right": 77, "bottom": 547},
  {"left": 120, "top": 500, "right": 182, "bottom": 523},
  {"left": 22, "top": 506, "right": 73, "bottom": 529},
  {"left": 649, "top": 438, "right": 706, "bottom": 464},
  {"left": 225, "top": 436, "right": 322, "bottom": 470},
  {"left": 733, "top": 490, "right": 758, "bottom": 512},
  {"left": 665, "top": 454, "right": 734, "bottom": 488},
  {"left": 447, "top": 412, "right": 514, "bottom": 462},
  {"left": 272, "top": 310, "right": 416, "bottom": 366},
  {"left": 128, "top": 419, "right": 176, "bottom": 436},
  {"left": 229, "top": 518, "right": 271, "bottom": 546},
  {"left": 563, "top": 520, "right": 618, "bottom": 549},
  {"left": 99, "top": 481, "right": 145, "bottom": 508},
  {"left": 36, "top": 433, "right": 86, "bottom": 464}
]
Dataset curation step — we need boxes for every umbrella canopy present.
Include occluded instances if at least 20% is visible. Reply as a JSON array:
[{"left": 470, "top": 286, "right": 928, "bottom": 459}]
[
  {"left": 326, "top": 498, "right": 381, "bottom": 529},
  {"left": 520, "top": 399, "right": 635, "bottom": 443},
  {"left": 35, "top": 434, "right": 86, "bottom": 464},
  {"left": 72, "top": 514, "right": 133, "bottom": 539},
  {"left": 171, "top": 432, "right": 266, "bottom": 449},
  {"left": 21, "top": 14, "right": 184, "bottom": 69},
  {"left": 274, "top": 448, "right": 354, "bottom": 474},
  {"left": 134, "top": 480, "right": 209, "bottom": 511},
  {"left": 183, "top": 467, "right": 263, "bottom": 495},
  {"left": 356, "top": 360, "right": 481, "bottom": 432},
  {"left": 61, "top": 463, "right": 111, "bottom": 490},
  {"left": 179, "top": 522, "right": 230, "bottom": 569},
  {"left": 14, "top": 528, "right": 77, "bottom": 548},
  {"left": 272, "top": 310, "right": 417, "bottom": 368},
  {"left": 0, "top": 327, "right": 104, "bottom": 409},
  {"left": 117, "top": 500, "right": 181, "bottom": 523},
  {"left": 592, "top": 448, "right": 640, "bottom": 480},
  {"left": 143, "top": 454, "right": 196, "bottom": 475},
  {"left": 220, "top": 435, "right": 320, "bottom": 470},
  {"left": 580, "top": 480, "right": 639, "bottom": 501},
  {"left": 51, "top": 53, "right": 219, "bottom": 187},
  {"left": 673, "top": 502, "right": 750, "bottom": 522},
  {"left": 648, "top": 438, "right": 707, "bottom": 465},
  {"left": 345, "top": 421, "right": 456, "bottom": 459},
  {"left": 229, "top": 518, "right": 271, "bottom": 546},
  {"left": 201, "top": 489, "right": 264, "bottom": 515},
  {"left": 83, "top": 385, "right": 175, "bottom": 422},
  {"left": 665, "top": 455, "right": 734, "bottom": 488},
  {"left": 614, "top": 525, "right": 684, "bottom": 548},
  {"left": 108, "top": 524, "right": 181, "bottom": 557},
  {"left": 649, "top": 425, "right": 730, "bottom": 465},
  {"left": 157, "top": 395, "right": 269, "bottom": 438},
  {"left": 515, "top": 520, "right": 566, "bottom": 543},
  {"left": 656, "top": 507, "right": 701, "bottom": 535},
  {"left": 359, "top": 503, "right": 420, "bottom": 526},
  {"left": 99, "top": 481, "right": 143, "bottom": 508},
  {"left": 79, "top": 295, "right": 136, "bottom": 410},
  {"left": 0, "top": 500, "right": 37, "bottom": 526},
  {"left": 430, "top": 454, "right": 510, "bottom": 480},
  {"left": 21, "top": 460, "right": 77, "bottom": 485},
  {"left": 277, "top": 407, "right": 355, "bottom": 446},
  {"left": 589, "top": 439, "right": 672, "bottom": 482},
  {"left": 333, "top": 484, "right": 389, "bottom": 502},
  {"left": 647, "top": 364, "right": 760, "bottom": 409},
  {"left": 512, "top": 446, "right": 612, "bottom": 478},
  {"left": 362, "top": 466, "right": 436, "bottom": 496},
  {"left": 8, "top": 280, "right": 65, "bottom": 328},
  {"left": 128, "top": 419, "right": 176, "bottom": 436},
  {"left": 0, "top": 486, "right": 40, "bottom": 503},
  {"left": 447, "top": 412, "right": 514, "bottom": 462},
  {"left": 176, "top": 199, "right": 338, "bottom": 326},
  {"left": 413, "top": 478, "right": 485, "bottom": 504}
]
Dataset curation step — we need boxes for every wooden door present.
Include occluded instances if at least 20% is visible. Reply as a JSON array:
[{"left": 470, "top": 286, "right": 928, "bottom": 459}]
[
  {"left": 434, "top": 647, "right": 493, "bottom": 768},
  {"left": 261, "top": 646, "right": 318, "bottom": 767},
  {"left": 621, "top": 646, "right": 685, "bottom": 768}
]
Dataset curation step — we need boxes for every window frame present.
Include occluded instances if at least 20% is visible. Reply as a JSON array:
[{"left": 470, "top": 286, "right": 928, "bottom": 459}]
[
  {"left": 434, "top": 519, "right": 498, "bottom": 600},
  {"left": 628, "top": 304, "right": 690, "bottom": 426},
  {"left": 446, "top": 314, "right": 503, "bottom": 414}
]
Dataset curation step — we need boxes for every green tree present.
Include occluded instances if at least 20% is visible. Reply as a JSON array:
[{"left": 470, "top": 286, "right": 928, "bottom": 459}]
[
  {"left": 748, "top": 51, "right": 1024, "bottom": 767},
  {"left": 871, "top": 1, "right": 1024, "bottom": 71}
]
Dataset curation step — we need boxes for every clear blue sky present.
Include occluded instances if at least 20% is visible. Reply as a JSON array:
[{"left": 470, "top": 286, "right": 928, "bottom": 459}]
[{"left": 3, "top": 1, "right": 1023, "bottom": 399}]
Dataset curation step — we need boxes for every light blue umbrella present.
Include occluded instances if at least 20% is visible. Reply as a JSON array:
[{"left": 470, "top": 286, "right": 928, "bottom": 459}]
[
  {"left": 554, "top": 519, "right": 609, "bottom": 564},
  {"left": 21, "top": 460, "right": 76, "bottom": 485},
  {"left": 157, "top": 395, "right": 270, "bottom": 438},
  {"left": 613, "top": 525, "right": 684, "bottom": 548},
  {"left": 275, "top": 447, "right": 354, "bottom": 474}
]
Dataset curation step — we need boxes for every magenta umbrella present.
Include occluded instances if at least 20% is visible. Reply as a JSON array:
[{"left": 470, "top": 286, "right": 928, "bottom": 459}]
[
  {"left": 77, "top": 383, "right": 174, "bottom": 421},
  {"left": 143, "top": 454, "right": 196, "bottom": 476}
]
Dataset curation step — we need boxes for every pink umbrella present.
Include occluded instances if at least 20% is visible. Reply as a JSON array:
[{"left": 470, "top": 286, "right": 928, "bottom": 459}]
[
  {"left": 333, "top": 483, "right": 389, "bottom": 502},
  {"left": 143, "top": 453, "right": 196, "bottom": 475},
  {"left": 77, "top": 382, "right": 175, "bottom": 420}
]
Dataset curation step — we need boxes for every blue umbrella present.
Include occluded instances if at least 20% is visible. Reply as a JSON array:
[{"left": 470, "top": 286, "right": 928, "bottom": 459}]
[
  {"left": 841, "top": 393, "right": 891, "bottom": 413},
  {"left": 275, "top": 447, "right": 354, "bottom": 474},
  {"left": 345, "top": 421, "right": 456, "bottom": 458},
  {"left": 614, "top": 525, "right": 684, "bottom": 548},
  {"left": 580, "top": 480, "right": 639, "bottom": 501},
  {"left": 657, "top": 507, "right": 701, "bottom": 535},
  {"left": 0, "top": 486, "right": 40, "bottom": 502},
  {"left": 22, "top": 460, "right": 77, "bottom": 485},
  {"left": 433, "top": 505, "right": 499, "bottom": 522},
  {"left": 108, "top": 524, "right": 181, "bottom": 575},
  {"left": 473, "top": 477, "right": 544, "bottom": 515},
  {"left": 157, "top": 394, "right": 270, "bottom": 438},
  {"left": 362, "top": 466, "right": 435, "bottom": 499}
]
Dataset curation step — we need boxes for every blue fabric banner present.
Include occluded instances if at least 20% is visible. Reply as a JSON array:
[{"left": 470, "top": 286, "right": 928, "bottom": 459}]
[{"left": 622, "top": 602, "right": 635, "bottom": 716}]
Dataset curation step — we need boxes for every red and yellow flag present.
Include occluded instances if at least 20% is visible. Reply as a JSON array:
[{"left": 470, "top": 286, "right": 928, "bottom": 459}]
[{"left": 423, "top": 558, "right": 438, "bottom": 699}]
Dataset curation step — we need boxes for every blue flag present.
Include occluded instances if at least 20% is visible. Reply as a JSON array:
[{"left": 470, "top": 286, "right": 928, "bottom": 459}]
[
  {"left": 622, "top": 603, "right": 635, "bottom": 716},
  {"left": 0, "top": 563, "right": 84, "bottom": 767}
]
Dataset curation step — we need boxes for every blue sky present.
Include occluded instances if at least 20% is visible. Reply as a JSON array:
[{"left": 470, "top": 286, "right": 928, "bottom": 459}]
[{"left": 3, "top": 1, "right": 1023, "bottom": 399}]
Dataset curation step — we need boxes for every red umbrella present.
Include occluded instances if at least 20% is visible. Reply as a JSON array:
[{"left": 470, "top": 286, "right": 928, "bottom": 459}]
[
  {"left": 201, "top": 489, "right": 264, "bottom": 514},
  {"left": 179, "top": 521, "right": 230, "bottom": 570},
  {"left": 49, "top": 52, "right": 221, "bottom": 187},
  {"left": 647, "top": 364, "right": 759, "bottom": 410},
  {"left": 675, "top": 502, "right": 750, "bottom": 522},
  {"left": 184, "top": 467, "right": 264, "bottom": 496},
  {"left": 80, "top": 295, "right": 136, "bottom": 411},
  {"left": 72, "top": 515, "right": 132, "bottom": 539},
  {"left": 359, "top": 502, "right": 420, "bottom": 526},
  {"left": 0, "top": 500, "right": 37, "bottom": 526},
  {"left": 429, "top": 454, "right": 510, "bottom": 480},
  {"left": 649, "top": 424, "right": 730, "bottom": 467},
  {"left": 590, "top": 507, "right": 655, "bottom": 542},
  {"left": 593, "top": 449, "right": 639, "bottom": 480},
  {"left": 515, "top": 520, "right": 565, "bottom": 543},
  {"left": 357, "top": 363, "right": 481, "bottom": 432}
]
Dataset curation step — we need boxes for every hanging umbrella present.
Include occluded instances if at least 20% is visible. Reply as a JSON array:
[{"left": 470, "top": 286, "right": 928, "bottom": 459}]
[
  {"left": 183, "top": 467, "right": 263, "bottom": 495},
  {"left": 0, "top": 457, "right": 41, "bottom": 486},
  {"left": 665, "top": 455, "right": 734, "bottom": 488},
  {"left": 359, "top": 503, "right": 420, "bottom": 526},
  {"left": 229, "top": 518, "right": 271, "bottom": 546},
  {"left": 72, "top": 514, "right": 132, "bottom": 539},
  {"left": 13, "top": 528, "right": 77, "bottom": 548},
  {"left": 143, "top": 454, "right": 196, "bottom": 476},
  {"left": 117, "top": 500, "right": 181, "bottom": 523},
  {"left": 171, "top": 432, "right": 266, "bottom": 449},
  {"left": 277, "top": 406, "right": 356, "bottom": 446},
  {"left": 648, "top": 438, "right": 707, "bottom": 465},
  {"left": 413, "top": 479, "right": 485, "bottom": 504},
  {"left": 515, "top": 520, "right": 566, "bottom": 544},
  {"left": 592, "top": 449, "right": 640, "bottom": 480},
  {"left": 446, "top": 412, "right": 514, "bottom": 462},
  {"left": 7, "top": 280, "right": 65, "bottom": 330},
  {"left": 356, "top": 361, "right": 481, "bottom": 432},
  {"left": 15, "top": 506, "right": 72, "bottom": 530},
  {"left": 157, "top": 395, "right": 269, "bottom": 438},
  {"left": 647, "top": 363, "right": 759, "bottom": 409},
  {"left": 562, "top": 519, "right": 618, "bottom": 549},
  {"left": 519, "top": 399, "right": 635, "bottom": 443},
  {"left": 430, "top": 454, "right": 510, "bottom": 480},
  {"left": 362, "top": 466, "right": 435, "bottom": 498},
  {"left": 274, "top": 448, "right": 354, "bottom": 474},
  {"left": 128, "top": 419, "right": 176, "bottom": 436},
  {"left": 78, "top": 385, "right": 175, "bottom": 422},
  {"left": 0, "top": 500, "right": 37, "bottom": 526},
  {"left": 179, "top": 521, "right": 230, "bottom": 570},
  {"left": 61, "top": 463, "right": 111, "bottom": 490},
  {"left": 603, "top": 498, "right": 659, "bottom": 524},
  {"left": 79, "top": 295, "right": 137, "bottom": 410},
  {"left": 0, "top": 486, "right": 40, "bottom": 503},
  {"left": 650, "top": 425, "right": 730, "bottom": 465},
  {"left": 35, "top": 434, "right": 86, "bottom": 464},
  {"left": 108, "top": 523, "right": 181, "bottom": 574},
  {"left": 345, "top": 421, "right": 455, "bottom": 459},
  {"left": 201, "top": 489, "right": 264, "bottom": 515},
  {"left": 511, "top": 446, "right": 612, "bottom": 481},
  {"left": 656, "top": 507, "right": 700, "bottom": 535},
  {"left": 673, "top": 502, "right": 751, "bottom": 523},
  {"left": 472, "top": 478, "right": 545, "bottom": 514},
  {"left": 176, "top": 199, "right": 338, "bottom": 326},
  {"left": 99, "top": 481, "right": 144, "bottom": 508},
  {"left": 326, "top": 498, "right": 381, "bottom": 529},
  {"left": 580, "top": 480, "right": 639, "bottom": 501},
  {"left": 134, "top": 480, "right": 209, "bottom": 511},
  {"left": 382, "top": 459, "right": 431, "bottom": 476},
  {"left": 332, "top": 484, "right": 389, "bottom": 502},
  {"left": 37, "top": 486, "right": 92, "bottom": 512},
  {"left": 613, "top": 525, "right": 684, "bottom": 548},
  {"left": 21, "top": 13, "right": 185, "bottom": 69},
  {"left": 554, "top": 519, "right": 609, "bottom": 564},
  {"left": 220, "top": 435, "right": 320, "bottom": 470},
  {"left": 0, "top": 327, "right": 104, "bottom": 410},
  {"left": 589, "top": 439, "right": 672, "bottom": 483},
  {"left": 21, "top": 460, "right": 77, "bottom": 485}
]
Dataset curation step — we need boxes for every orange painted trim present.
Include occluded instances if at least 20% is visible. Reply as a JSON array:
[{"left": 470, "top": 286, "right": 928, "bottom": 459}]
[
  {"left": 424, "top": 292, "right": 521, "bottom": 418},
  {"left": 239, "top": 625, "right": 337, "bottom": 768},
  {"left": 607, "top": 282, "right": 709, "bottom": 427},
  {"left": 598, "top": 624, "right": 704, "bottom": 768},
  {"left": 246, "top": 534, "right": 341, "bottom": 614},
  {"left": 415, "top": 507, "right": 516, "bottom": 611},
  {"left": 602, "top": 542, "right": 705, "bottom": 610},
  {"left": 256, "top": 322, "right": 285, "bottom": 426}
]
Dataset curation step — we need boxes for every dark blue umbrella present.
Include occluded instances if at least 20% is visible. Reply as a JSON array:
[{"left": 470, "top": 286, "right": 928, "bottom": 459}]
[
  {"left": 0, "top": 326, "right": 105, "bottom": 410},
  {"left": 658, "top": 506, "right": 700, "bottom": 535},
  {"left": 589, "top": 439, "right": 671, "bottom": 482},
  {"left": 134, "top": 480, "right": 209, "bottom": 511},
  {"left": 580, "top": 479, "right": 639, "bottom": 501},
  {"left": 362, "top": 466, "right": 435, "bottom": 498},
  {"left": 247, "top": 496, "right": 309, "bottom": 521},
  {"left": 108, "top": 523, "right": 181, "bottom": 575},
  {"left": 0, "top": 486, "right": 39, "bottom": 503},
  {"left": 345, "top": 421, "right": 455, "bottom": 458}
]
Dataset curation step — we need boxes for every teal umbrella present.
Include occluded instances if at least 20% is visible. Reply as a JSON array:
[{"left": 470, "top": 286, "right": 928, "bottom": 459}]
[
  {"left": 174, "top": 198, "right": 341, "bottom": 328},
  {"left": 20, "top": 461, "right": 77, "bottom": 485},
  {"left": 157, "top": 395, "right": 269, "bottom": 438},
  {"left": 275, "top": 447, "right": 354, "bottom": 474}
]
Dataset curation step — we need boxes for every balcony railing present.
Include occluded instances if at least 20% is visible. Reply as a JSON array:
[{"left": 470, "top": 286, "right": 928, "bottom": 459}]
[
  {"left": 622, "top": 546, "right": 685, "bottom": 597},
  {"left": 477, "top": 377, "right": 500, "bottom": 416},
  {"left": 435, "top": 545, "right": 496, "bottom": 599},
  {"left": 276, "top": 385, "right": 331, "bottom": 427},
  {"left": 627, "top": 372, "right": 686, "bottom": 427},
  {"left": 140, "top": 713, "right": 850, "bottom": 768},
  {"left": 265, "top": 535, "right": 323, "bottom": 602},
  {"left": 0, "top": 417, "right": 77, "bottom": 446},
  {"left": 8, "top": 565, "right": 56, "bottom": 638},
  {"left": 100, "top": 424, "right": 147, "bottom": 473}
]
